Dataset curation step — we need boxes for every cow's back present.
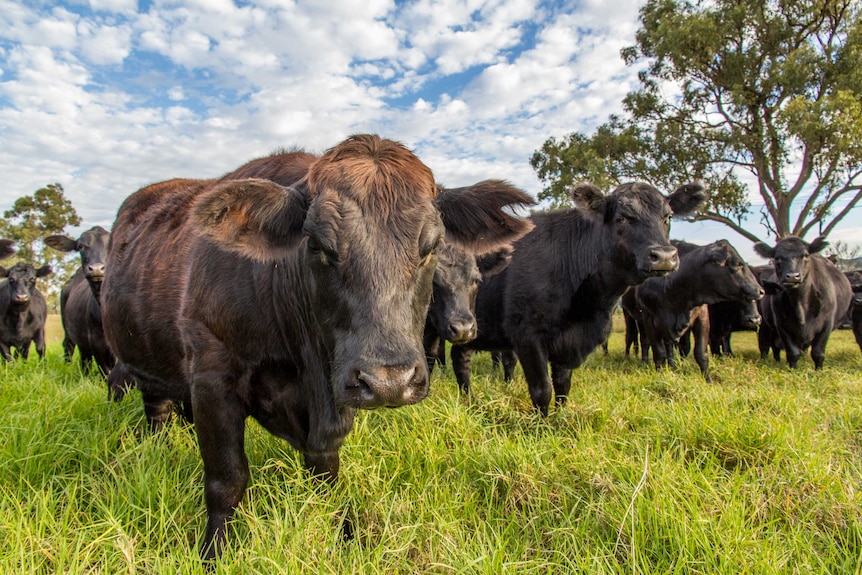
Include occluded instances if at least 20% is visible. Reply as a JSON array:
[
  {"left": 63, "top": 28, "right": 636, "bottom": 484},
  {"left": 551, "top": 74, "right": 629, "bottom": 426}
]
[{"left": 102, "top": 179, "right": 210, "bottom": 398}]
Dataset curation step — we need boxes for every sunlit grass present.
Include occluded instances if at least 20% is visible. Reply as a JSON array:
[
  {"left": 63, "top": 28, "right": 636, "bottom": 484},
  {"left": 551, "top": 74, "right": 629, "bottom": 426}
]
[{"left": 0, "top": 324, "right": 860, "bottom": 573}]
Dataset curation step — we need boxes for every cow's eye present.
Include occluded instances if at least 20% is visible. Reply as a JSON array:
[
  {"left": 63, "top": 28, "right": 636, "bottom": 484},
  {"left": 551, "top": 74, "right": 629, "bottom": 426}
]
[
  {"left": 307, "top": 237, "right": 322, "bottom": 254},
  {"left": 615, "top": 215, "right": 627, "bottom": 225}
]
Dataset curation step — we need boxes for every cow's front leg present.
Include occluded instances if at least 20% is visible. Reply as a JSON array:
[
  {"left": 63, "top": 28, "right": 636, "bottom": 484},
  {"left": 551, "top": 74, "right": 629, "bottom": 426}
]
[
  {"left": 810, "top": 327, "right": 832, "bottom": 370},
  {"left": 193, "top": 369, "right": 249, "bottom": 562},
  {"left": 550, "top": 363, "right": 572, "bottom": 407},
  {"left": 450, "top": 344, "right": 473, "bottom": 394},
  {"left": 516, "top": 343, "right": 551, "bottom": 416}
]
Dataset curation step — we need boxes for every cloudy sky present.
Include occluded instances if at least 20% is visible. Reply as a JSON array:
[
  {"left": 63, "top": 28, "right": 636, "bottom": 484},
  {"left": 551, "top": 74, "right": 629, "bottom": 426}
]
[{"left": 1, "top": 0, "right": 859, "bottom": 263}]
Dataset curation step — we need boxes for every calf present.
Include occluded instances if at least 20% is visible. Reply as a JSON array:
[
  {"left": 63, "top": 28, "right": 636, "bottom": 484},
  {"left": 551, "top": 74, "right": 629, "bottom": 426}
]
[
  {"left": 0, "top": 262, "right": 52, "bottom": 361},
  {"left": 451, "top": 181, "right": 706, "bottom": 415},
  {"left": 707, "top": 299, "right": 762, "bottom": 356},
  {"left": 621, "top": 240, "right": 764, "bottom": 381},
  {"left": 45, "top": 226, "right": 116, "bottom": 377},
  {"left": 753, "top": 236, "right": 851, "bottom": 368},
  {"left": 101, "top": 134, "right": 534, "bottom": 560}
]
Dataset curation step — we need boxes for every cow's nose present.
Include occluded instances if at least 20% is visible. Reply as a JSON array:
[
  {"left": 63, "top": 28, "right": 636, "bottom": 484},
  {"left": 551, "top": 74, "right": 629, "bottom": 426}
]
[
  {"left": 783, "top": 272, "right": 802, "bottom": 283},
  {"left": 13, "top": 293, "right": 29, "bottom": 303},
  {"left": 446, "top": 317, "right": 477, "bottom": 343},
  {"left": 649, "top": 246, "right": 679, "bottom": 272},
  {"left": 86, "top": 263, "right": 106, "bottom": 278},
  {"left": 349, "top": 362, "right": 426, "bottom": 407}
]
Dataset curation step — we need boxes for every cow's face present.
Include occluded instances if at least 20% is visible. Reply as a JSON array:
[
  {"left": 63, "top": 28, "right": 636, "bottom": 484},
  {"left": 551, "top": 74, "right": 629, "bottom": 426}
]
[
  {"left": 735, "top": 299, "right": 762, "bottom": 329},
  {"left": 1, "top": 262, "right": 52, "bottom": 309},
  {"left": 696, "top": 240, "right": 765, "bottom": 303},
  {"left": 300, "top": 187, "right": 441, "bottom": 410},
  {"left": 577, "top": 182, "right": 706, "bottom": 284},
  {"left": 427, "top": 241, "right": 482, "bottom": 344},
  {"left": 193, "top": 136, "right": 534, "bottom": 411},
  {"left": 46, "top": 226, "right": 111, "bottom": 298},
  {"left": 753, "top": 236, "right": 827, "bottom": 290}
]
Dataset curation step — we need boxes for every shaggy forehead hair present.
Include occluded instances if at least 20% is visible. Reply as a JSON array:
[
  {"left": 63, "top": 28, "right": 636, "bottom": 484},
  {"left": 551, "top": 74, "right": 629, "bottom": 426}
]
[{"left": 306, "top": 134, "right": 436, "bottom": 217}]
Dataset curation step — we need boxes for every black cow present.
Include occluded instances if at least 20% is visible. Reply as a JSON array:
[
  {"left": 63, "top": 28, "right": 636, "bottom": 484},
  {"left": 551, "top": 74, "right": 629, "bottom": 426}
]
[
  {"left": 845, "top": 270, "right": 862, "bottom": 355},
  {"left": 753, "top": 236, "right": 852, "bottom": 369},
  {"left": 706, "top": 299, "right": 762, "bottom": 356},
  {"left": 0, "top": 240, "right": 14, "bottom": 260},
  {"left": 45, "top": 227, "right": 116, "bottom": 376},
  {"left": 101, "top": 134, "right": 534, "bottom": 560},
  {"left": 0, "top": 261, "right": 52, "bottom": 361},
  {"left": 450, "top": 181, "right": 707, "bottom": 415},
  {"left": 621, "top": 240, "right": 764, "bottom": 381}
]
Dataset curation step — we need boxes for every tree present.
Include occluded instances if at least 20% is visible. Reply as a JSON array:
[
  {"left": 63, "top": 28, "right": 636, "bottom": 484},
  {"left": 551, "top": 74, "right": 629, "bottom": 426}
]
[
  {"left": 531, "top": 0, "right": 862, "bottom": 244},
  {"left": 0, "top": 183, "right": 82, "bottom": 309}
]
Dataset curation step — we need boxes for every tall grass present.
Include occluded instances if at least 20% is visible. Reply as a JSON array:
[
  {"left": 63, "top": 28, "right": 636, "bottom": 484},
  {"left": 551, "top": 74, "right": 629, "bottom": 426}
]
[{"left": 1, "top": 326, "right": 860, "bottom": 574}]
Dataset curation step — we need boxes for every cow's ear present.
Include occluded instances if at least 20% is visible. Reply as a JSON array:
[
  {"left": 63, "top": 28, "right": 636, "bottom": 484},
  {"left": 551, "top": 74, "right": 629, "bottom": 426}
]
[
  {"left": 753, "top": 242, "right": 775, "bottom": 260},
  {"left": 667, "top": 182, "right": 707, "bottom": 217},
  {"left": 36, "top": 265, "right": 52, "bottom": 278},
  {"left": 44, "top": 235, "right": 79, "bottom": 253},
  {"left": 809, "top": 236, "right": 829, "bottom": 254},
  {"left": 436, "top": 180, "right": 535, "bottom": 254},
  {"left": 707, "top": 240, "right": 732, "bottom": 265},
  {"left": 476, "top": 245, "right": 514, "bottom": 278},
  {"left": 571, "top": 182, "right": 605, "bottom": 211},
  {"left": 191, "top": 179, "right": 309, "bottom": 262}
]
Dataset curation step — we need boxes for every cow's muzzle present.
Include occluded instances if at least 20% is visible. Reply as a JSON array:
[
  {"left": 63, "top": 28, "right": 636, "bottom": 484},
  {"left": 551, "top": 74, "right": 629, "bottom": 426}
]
[
  {"left": 646, "top": 246, "right": 679, "bottom": 276},
  {"left": 342, "top": 361, "right": 429, "bottom": 409}
]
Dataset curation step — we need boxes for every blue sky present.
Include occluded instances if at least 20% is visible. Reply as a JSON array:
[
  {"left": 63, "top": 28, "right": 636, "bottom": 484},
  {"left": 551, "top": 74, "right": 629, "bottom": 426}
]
[{"left": 1, "top": 0, "right": 860, "bottom": 264}]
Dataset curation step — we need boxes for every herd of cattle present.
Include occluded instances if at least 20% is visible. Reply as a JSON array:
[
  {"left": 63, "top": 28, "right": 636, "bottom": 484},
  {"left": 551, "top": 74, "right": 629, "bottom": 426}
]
[{"left": 2, "top": 134, "right": 862, "bottom": 560}]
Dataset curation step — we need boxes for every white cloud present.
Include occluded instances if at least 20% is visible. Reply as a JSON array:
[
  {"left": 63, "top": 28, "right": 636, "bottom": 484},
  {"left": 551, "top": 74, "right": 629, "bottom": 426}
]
[{"left": 0, "top": 0, "right": 860, "bottom": 252}]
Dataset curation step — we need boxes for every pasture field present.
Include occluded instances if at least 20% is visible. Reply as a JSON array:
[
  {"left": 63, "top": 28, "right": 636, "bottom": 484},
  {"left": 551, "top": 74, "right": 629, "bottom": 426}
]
[{"left": 1, "top": 320, "right": 861, "bottom": 574}]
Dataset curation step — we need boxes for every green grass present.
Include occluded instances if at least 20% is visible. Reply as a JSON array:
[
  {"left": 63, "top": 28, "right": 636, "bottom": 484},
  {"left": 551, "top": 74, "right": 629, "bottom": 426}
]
[{"left": 1, "top": 323, "right": 861, "bottom": 574}]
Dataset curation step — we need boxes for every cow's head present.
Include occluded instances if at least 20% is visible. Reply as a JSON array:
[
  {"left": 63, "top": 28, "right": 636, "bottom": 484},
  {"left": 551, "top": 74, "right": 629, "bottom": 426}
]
[
  {"left": 735, "top": 299, "right": 762, "bottom": 329},
  {"left": 191, "top": 134, "right": 533, "bottom": 410},
  {"left": 693, "top": 240, "right": 765, "bottom": 304},
  {"left": 0, "top": 240, "right": 14, "bottom": 260},
  {"left": 46, "top": 226, "right": 111, "bottom": 298},
  {"left": 574, "top": 181, "right": 706, "bottom": 284},
  {"left": 0, "top": 262, "right": 52, "bottom": 310},
  {"left": 753, "top": 236, "right": 827, "bottom": 290},
  {"left": 427, "top": 181, "right": 533, "bottom": 345},
  {"left": 845, "top": 271, "right": 862, "bottom": 308}
]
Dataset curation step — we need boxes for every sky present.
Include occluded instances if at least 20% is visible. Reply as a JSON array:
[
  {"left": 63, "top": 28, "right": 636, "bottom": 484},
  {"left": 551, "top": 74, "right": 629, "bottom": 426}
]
[{"left": 1, "top": 0, "right": 860, "bottom": 265}]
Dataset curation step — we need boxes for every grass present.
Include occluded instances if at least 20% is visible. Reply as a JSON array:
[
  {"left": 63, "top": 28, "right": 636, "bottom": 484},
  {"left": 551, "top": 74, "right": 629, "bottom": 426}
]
[{"left": 0, "top": 318, "right": 861, "bottom": 573}]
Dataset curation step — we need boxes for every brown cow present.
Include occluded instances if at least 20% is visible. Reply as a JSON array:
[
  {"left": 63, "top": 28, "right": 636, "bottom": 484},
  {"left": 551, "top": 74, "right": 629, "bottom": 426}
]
[{"left": 101, "top": 134, "right": 534, "bottom": 560}]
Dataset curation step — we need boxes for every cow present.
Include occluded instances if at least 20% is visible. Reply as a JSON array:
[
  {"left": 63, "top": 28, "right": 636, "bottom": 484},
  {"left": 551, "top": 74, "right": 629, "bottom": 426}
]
[
  {"left": 621, "top": 240, "right": 764, "bottom": 381},
  {"left": 0, "top": 261, "right": 52, "bottom": 361},
  {"left": 706, "top": 299, "right": 762, "bottom": 356},
  {"left": 845, "top": 271, "right": 862, "bottom": 355},
  {"left": 0, "top": 240, "right": 14, "bottom": 260},
  {"left": 45, "top": 227, "right": 116, "bottom": 377},
  {"left": 100, "top": 134, "right": 535, "bottom": 560},
  {"left": 753, "top": 236, "right": 852, "bottom": 369},
  {"left": 450, "top": 181, "right": 707, "bottom": 415}
]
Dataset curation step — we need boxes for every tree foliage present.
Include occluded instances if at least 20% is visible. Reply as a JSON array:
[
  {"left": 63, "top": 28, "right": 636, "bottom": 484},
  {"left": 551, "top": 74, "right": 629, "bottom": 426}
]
[{"left": 531, "top": 0, "right": 862, "bottom": 243}]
